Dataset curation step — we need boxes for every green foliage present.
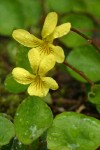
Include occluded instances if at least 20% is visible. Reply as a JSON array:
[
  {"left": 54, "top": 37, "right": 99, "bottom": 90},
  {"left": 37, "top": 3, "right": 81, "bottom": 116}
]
[
  {"left": 60, "top": 14, "right": 94, "bottom": 47},
  {"left": 0, "top": 116, "right": 15, "bottom": 146},
  {"left": 4, "top": 74, "right": 28, "bottom": 94},
  {"left": 6, "top": 41, "right": 18, "bottom": 64},
  {"left": 47, "top": 0, "right": 100, "bottom": 18},
  {"left": 66, "top": 45, "right": 100, "bottom": 82},
  {"left": 0, "top": 0, "right": 100, "bottom": 149},
  {"left": 4, "top": 46, "right": 32, "bottom": 94},
  {"left": 14, "top": 96, "right": 53, "bottom": 144},
  {"left": 88, "top": 85, "right": 100, "bottom": 113},
  {"left": 47, "top": 0, "right": 86, "bottom": 13},
  {"left": 84, "top": 0, "right": 100, "bottom": 17},
  {"left": 17, "top": 0, "right": 42, "bottom": 27},
  {"left": 16, "top": 46, "right": 32, "bottom": 72},
  {"left": 88, "top": 85, "right": 100, "bottom": 104},
  {"left": 0, "top": 0, "right": 24, "bottom": 36},
  {"left": 0, "top": 0, "right": 42, "bottom": 36},
  {"left": 47, "top": 112, "right": 100, "bottom": 150}
]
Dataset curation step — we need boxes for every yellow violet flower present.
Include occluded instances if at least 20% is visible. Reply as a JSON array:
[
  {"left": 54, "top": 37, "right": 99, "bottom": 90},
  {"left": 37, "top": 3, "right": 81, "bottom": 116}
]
[
  {"left": 12, "top": 12, "right": 71, "bottom": 63},
  {"left": 12, "top": 50, "right": 58, "bottom": 97}
]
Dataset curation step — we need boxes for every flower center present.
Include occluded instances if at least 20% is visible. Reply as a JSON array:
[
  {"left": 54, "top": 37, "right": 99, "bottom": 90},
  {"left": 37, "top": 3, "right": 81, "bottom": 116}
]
[
  {"left": 39, "top": 41, "right": 53, "bottom": 55},
  {"left": 34, "top": 75, "right": 43, "bottom": 90}
]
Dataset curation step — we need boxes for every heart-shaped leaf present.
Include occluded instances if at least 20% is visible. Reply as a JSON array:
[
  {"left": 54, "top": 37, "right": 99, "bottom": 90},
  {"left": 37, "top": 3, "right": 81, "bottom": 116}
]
[
  {"left": 47, "top": 112, "right": 100, "bottom": 150},
  {"left": 14, "top": 96, "right": 53, "bottom": 144}
]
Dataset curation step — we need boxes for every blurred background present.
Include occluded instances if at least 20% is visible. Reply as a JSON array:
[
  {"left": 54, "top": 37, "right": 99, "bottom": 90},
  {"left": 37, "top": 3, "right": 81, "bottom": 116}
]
[{"left": 0, "top": 0, "right": 100, "bottom": 120}]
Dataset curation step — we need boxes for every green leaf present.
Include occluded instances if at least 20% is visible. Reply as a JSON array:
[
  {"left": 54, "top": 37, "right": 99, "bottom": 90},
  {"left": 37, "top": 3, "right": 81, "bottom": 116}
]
[
  {"left": 47, "top": 0, "right": 86, "bottom": 13},
  {"left": 71, "top": 0, "right": 87, "bottom": 12},
  {"left": 16, "top": 46, "right": 32, "bottom": 72},
  {"left": 17, "top": 0, "right": 42, "bottom": 27},
  {"left": 66, "top": 45, "right": 100, "bottom": 82},
  {"left": 88, "top": 85, "right": 100, "bottom": 104},
  {"left": 84, "top": 0, "right": 100, "bottom": 17},
  {"left": 7, "top": 41, "right": 18, "bottom": 64},
  {"left": 60, "top": 14, "right": 94, "bottom": 47},
  {"left": 14, "top": 96, "right": 53, "bottom": 144},
  {"left": 0, "top": 0, "right": 24, "bottom": 36},
  {"left": 0, "top": 116, "right": 15, "bottom": 146},
  {"left": 88, "top": 85, "right": 100, "bottom": 113},
  {"left": 47, "top": 112, "right": 100, "bottom": 150},
  {"left": 5, "top": 74, "right": 28, "bottom": 94}
]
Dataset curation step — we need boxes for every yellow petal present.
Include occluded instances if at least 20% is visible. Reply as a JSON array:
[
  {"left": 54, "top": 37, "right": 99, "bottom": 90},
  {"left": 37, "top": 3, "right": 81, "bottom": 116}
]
[
  {"left": 12, "top": 29, "right": 42, "bottom": 47},
  {"left": 43, "top": 77, "right": 58, "bottom": 90},
  {"left": 44, "top": 33, "right": 54, "bottom": 43},
  {"left": 50, "top": 45, "right": 65, "bottom": 63},
  {"left": 12, "top": 67, "right": 34, "bottom": 84},
  {"left": 41, "top": 12, "right": 58, "bottom": 39},
  {"left": 53, "top": 23, "right": 71, "bottom": 39},
  {"left": 28, "top": 48, "right": 41, "bottom": 74},
  {"left": 38, "top": 54, "right": 55, "bottom": 76},
  {"left": 28, "top": 79, "right": 49, "bottom": 97}
]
